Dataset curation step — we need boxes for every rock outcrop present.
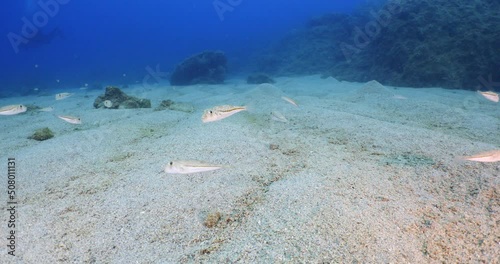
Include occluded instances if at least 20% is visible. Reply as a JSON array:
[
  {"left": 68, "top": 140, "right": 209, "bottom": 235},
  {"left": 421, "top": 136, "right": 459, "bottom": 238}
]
[
  {"left": 257, "top": 0, "right": 500, "bottom": 90},
  {"left": 170, "top": 51, "right": 227, "bottom": 86},
  {"left": 93, "top": 86, "right": 151, "bottom": 109}
]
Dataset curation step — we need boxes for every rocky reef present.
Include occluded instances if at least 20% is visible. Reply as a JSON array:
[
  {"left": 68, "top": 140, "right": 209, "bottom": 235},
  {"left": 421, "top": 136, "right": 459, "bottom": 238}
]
[
  {"left": 93, "top": 86, "right": 151, "bottom": 109},
  {"left": 170, "top": 51, "right": 227, "bottom": 86},
  {"left": 257, "top": 0, "right": 500, "bottom": 90}
]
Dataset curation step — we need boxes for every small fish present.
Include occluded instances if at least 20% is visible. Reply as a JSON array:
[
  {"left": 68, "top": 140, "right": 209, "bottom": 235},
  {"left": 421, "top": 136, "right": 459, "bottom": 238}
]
[
  {"left": 461, "top": 150, "right": 500, "bottom": 162},
  {"left": 392, "top": 95, "right": 408, "bottom": 100},
  {"left": 164, "top": 160, "right": 224, "bottom": 174},
  {"left": 477, "top": 91, "right": 499, "bottom": 103},
  {"left": 58, "top": 115, "right": 81, "bottom": 124},
  {"left": 0, "top": 104, "right": 27, "bottom": 115},
  {"left": 202, "top": 105, "right": 246, "bottom": 123},
  {"left": 55, "top": 92, "right": 73, "bottom": 100},
  {"left": 271, "top": 111, "right": 288, "bottom": 123},
  {"left": 38, "top": 106, "right": 54, "bottom": 112},
  {"left": 281, "top": 96, "right": 298, "bottom": 107}
]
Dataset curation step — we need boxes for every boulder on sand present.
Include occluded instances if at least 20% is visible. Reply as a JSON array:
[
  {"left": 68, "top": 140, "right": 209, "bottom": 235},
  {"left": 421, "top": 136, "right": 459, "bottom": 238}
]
[
  {"left": 93, "top": 86, "right": 151, "bottom": 109},
  {"left": 170, "top": 51, "right": 227, "bottom": 86}
]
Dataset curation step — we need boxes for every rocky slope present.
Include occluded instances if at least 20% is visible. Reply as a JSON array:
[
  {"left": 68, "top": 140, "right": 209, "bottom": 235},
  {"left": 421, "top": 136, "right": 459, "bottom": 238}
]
[{"left": 257, "top": 0, "right": 500, "bottom": 90}]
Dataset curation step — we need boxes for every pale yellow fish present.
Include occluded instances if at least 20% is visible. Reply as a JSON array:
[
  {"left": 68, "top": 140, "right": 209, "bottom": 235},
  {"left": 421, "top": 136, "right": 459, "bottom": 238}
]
[
  {"left": 38, "top": 106, "right": 54, "bottom": 112},
  {"left": 164, "top": 160, "right": 224, "bottom": 174},
  {"left": 281, "top": 96, "right": 298, "bottom": 107},
  {"left": 0, "top": 104, "right": 27, "bottom": 115},
  {"left": 55, "top": 92, "right": 73, "bottom": 100},
  {"left": 58, "top": 115, "right": 82, "bottom": 124},
  {"left": 461, "top": 150, "right": 500, "bottom": 162},
  {"left": 392, "top": 95, "right": 408, "bottom": 100},
  {"left": 202, "top": 105, "right": 246, "bottom": 123},
  {"left": 477, "top": 91, "right": 499, "bottom": 103}
]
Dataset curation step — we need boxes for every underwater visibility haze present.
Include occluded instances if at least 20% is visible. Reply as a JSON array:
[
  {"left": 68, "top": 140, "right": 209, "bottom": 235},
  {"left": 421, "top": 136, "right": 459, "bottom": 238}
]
[{"left": 1, "top": 0, "right": 363, "bottom": 94}]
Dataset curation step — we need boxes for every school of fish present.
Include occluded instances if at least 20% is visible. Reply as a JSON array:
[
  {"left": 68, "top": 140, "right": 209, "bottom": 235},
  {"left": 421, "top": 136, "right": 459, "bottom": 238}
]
[{"left": 0, "top": 87, "right": 499, "bottom": 177}]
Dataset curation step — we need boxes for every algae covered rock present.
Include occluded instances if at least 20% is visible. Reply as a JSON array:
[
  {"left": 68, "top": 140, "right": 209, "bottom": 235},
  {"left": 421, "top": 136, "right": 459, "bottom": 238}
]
[
  {"left": 94, "top": 86, "right": 151, "bottom": 109},
  {"left": 155, "top": 99, "right": 194, "bottom": 113},
  {"left": 28, "top": 127, "right": 54, "bottom": 141},
  {"left": 118, "top": 99, "right": 151, "bottom": 109},
  {"left": 170, "top": 51, "right": 227, "bottom": 86}
]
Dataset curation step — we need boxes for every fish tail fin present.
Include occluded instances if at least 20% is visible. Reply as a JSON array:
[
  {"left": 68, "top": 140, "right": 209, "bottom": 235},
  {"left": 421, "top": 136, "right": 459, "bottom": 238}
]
[{"left": 220, "top": 165, "right": 231, "bottom": 170}]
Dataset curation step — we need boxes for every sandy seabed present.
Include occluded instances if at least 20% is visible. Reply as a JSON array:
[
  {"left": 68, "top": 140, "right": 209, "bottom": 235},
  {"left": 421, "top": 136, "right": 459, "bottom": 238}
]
[{"left": 1, "top": 75, "right": 499, "bottom": 263}]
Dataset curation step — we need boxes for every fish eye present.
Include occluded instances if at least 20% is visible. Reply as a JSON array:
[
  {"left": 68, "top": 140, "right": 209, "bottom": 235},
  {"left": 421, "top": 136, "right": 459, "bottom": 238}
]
[
  {"left": 209, "top": 110, "right": 213, "bottom": 114},
  {"left": 169, "top": 161, "right": 173, "bottom": 165}
]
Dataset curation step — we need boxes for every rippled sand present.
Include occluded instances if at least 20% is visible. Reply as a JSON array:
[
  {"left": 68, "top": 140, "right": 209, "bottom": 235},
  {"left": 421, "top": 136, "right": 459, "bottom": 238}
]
[{"left": 1, "top": 75, "right": 498, "bottom": 263}]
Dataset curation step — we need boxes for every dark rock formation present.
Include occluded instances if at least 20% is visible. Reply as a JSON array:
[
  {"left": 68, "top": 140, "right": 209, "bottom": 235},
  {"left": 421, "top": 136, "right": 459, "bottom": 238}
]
[
  {"left": 93, "top": 86, "right": 151, "bottom": 109},
  {"left": 246, "top": 73, "right": 275, "bottom": 84},
  {"left": 257, "top": 12, "right": 363, "bottom": 76},
  {"left": 257, "top": 0, "right": 500, "bottom": 90},
  {"left": 170, "top": 51, "right": 227, "bottom": 86}
]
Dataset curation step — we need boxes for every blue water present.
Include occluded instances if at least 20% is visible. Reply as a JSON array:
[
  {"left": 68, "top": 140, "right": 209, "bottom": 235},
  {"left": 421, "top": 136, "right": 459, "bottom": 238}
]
[{"left": 0, "top": 0, "right": 363, "bottom": 95}]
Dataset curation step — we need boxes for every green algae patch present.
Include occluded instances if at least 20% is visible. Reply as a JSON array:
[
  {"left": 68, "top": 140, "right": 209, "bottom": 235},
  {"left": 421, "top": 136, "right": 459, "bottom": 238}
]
[{"left": 28, "top": 127, "right": 54, "bottom": 141}]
